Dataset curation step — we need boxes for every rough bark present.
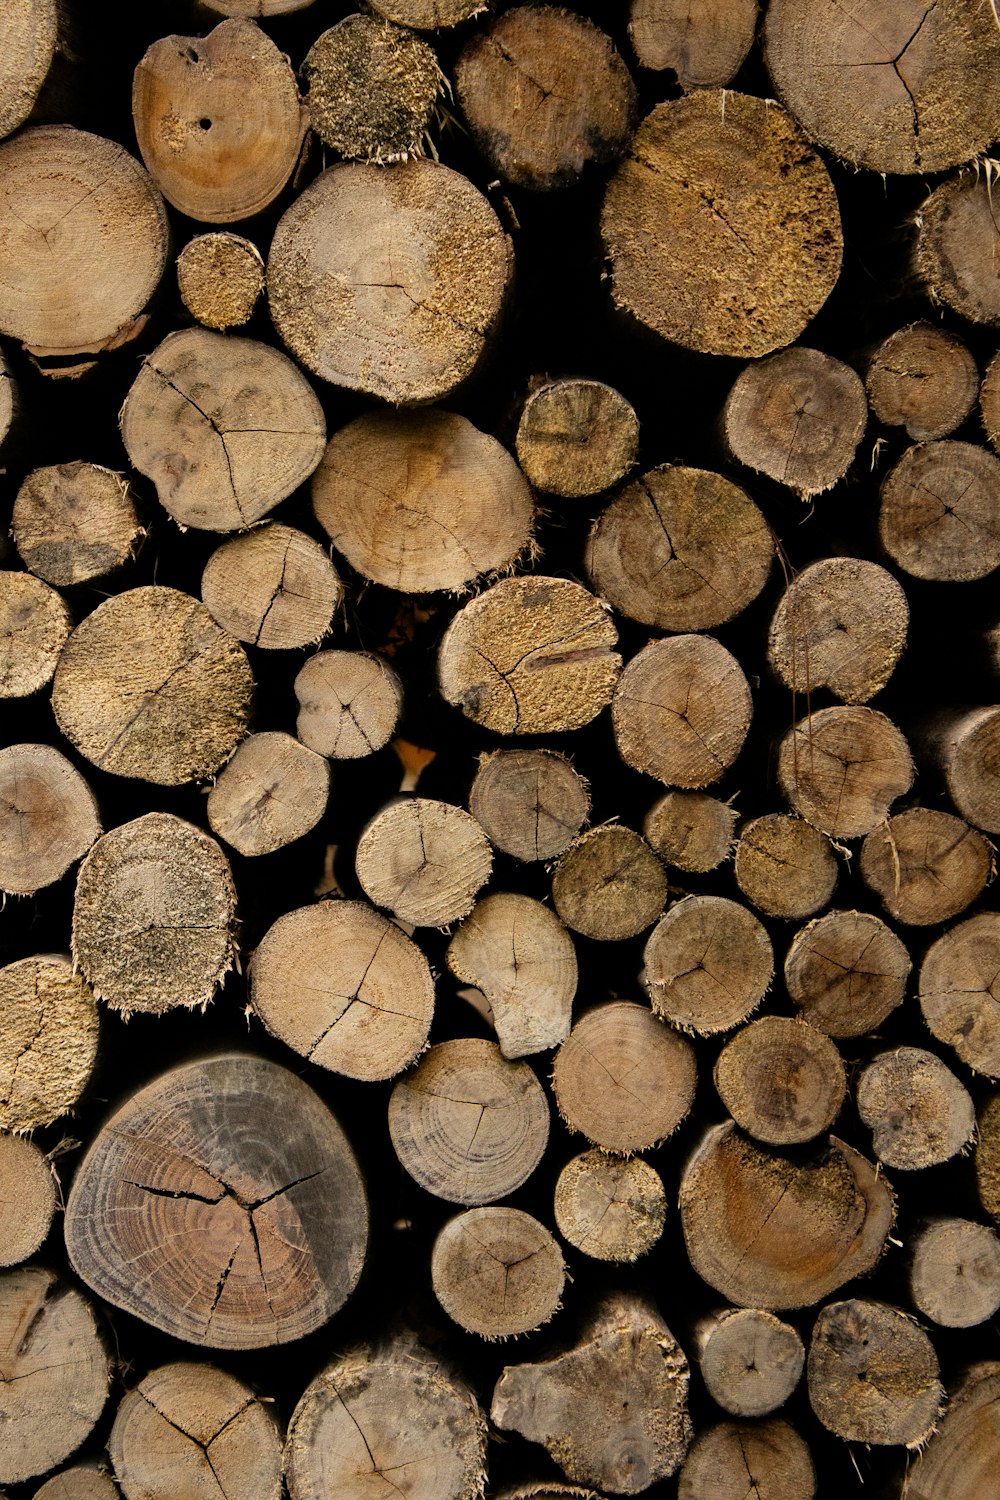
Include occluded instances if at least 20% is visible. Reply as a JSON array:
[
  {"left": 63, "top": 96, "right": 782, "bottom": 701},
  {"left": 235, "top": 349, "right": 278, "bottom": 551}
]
[
  {"left": 867, "top": 321, "right": 978, "bottom": 441},
  {"left": 469, "top": 749, "right": 590, "bottom": 862},
  {"left": 295, "top": 650, "right": 403, "bottom": 759},
  {"left": 207, "top": 732, "right": 330, "bottom": 857},
  {"left": 12, "top": 462, "right": 143, "bottom": 587},
  {"left": 733, "top": 814, "right": 838, "bottom": 921},
  {"left": 643, "top": 790, "right": 737, "bottom": 873},
  {"left": 551, "top": 825, "right": 666, "bottom": 941},
  {"left": 644, "top": 894, "right": 773, "bottom": 1034},
  {"left": 303, "top": 15, "right": 442, "bottom": 163},
  {"left": 553, "top": 1150, "right": 666, "bottom": 1262},
  {"left": 906, "top": 1363, "right": 1000, "bottom": 1500},
  {"left": 202, "top": 524, "right": 342, "bottom": 649},
  {"left": 857, "top": 1046, "right": 975, "bottom": 1171},
  {"left": 0, "top": 1134, "right": 55, "bottom": 1267},
  {"left": 628, "top": 0, "right": 758, "bottom": 87},
  {"left": 776, "top": 706, "right": 914, "bottom": 839},
  {"left": 432, "top": 1207, "right": 565, "bottom": 1339},
  {"left": 879, "top": 440, "right": 1000, "bottom": 582},
  {"left": 784, "top": 908, "right": 911, "bottom": 1038},
  {"left": 0, "top": 742, "right": 99, "bottom": 896},
  {"left": 516, "top": 378, "right": 639, "bottom": 498},
  {"left": 0, "top": 954, "right": 99, "bottom": 1132},
  {"left": 910, "top": 1219, "right": 1000, "bottom": 1329},
  {"left": 713, "top": 1015, "right": 845, "bottom": 1146},
  {"left": 355, "top": 797, "right": 492, "bottom": 926},
  {"left": 916, "top": 170, "right": 1000, "bottom": 326},
  {"left": 176, "top": 232, "right": 264, "bottom": 329},
  {"left": 697, "top": 1309, "right": 805, "bottom": 1419},
  {"left": 0, "top": 571, "right": 71, "bottom": 698},
  {"left": 920, "top": 912, "right": 1000, "bottom": 1078},
  {"left": 806, "top": 1299, "right": 941, "bottom": 1447},
  {"left": 859, "top": 807, "right": 992, "bottom": 926}
]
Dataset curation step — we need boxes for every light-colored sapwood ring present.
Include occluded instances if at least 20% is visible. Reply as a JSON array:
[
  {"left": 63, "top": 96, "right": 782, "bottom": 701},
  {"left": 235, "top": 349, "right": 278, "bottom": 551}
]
[
  {"left": 917, "top": 171, "right": 1000, "bottom": 326},
  {"left": 807, "top": 1299, "right": 942, "bottom": 1447},
  {"left": 312, "top": 409, "right": 534, "bottom": 594},
  {"left": 552, "top": 1000, "right": 696, "bottom": 1153},
  {"left": 678, "top": 1418, "right": 815, "bottom": 1500},
  {"left": 879, "top": 440, "right": 1000, "bottom": 582},
  {"left": 52, "top": 586, "right": 254, "bottom": 786},
  {"left": 777, "top": 705, "right": 913, "bottom": 839},
  {"left": 207, "top": 732, "right": 329, "bottom": 857},
  {"left": 355, "top": 797, "right": 492, "bottom": 926},
  {"left": 860, "top": 807, "right": 993, "bottom": 926},
  {"left": 679, "top": 1123, "right": 893, "bottom": 1310},
  {"left": 388, "top": 1037, "right": 549, "bottom": 1205},
  {"left": 295, "top": 650, "right": 403, "bottom": 759},
  {"left": 868, "top": 322, "right": 979, "bottom": 442},
  {"left": 784, "top": 907, "right": 911, "bottom": 1038},
  {"left": 586, "top": 464, "right": 773, "bottom": 632},
  {"left": 0, "top": 954, "right": 99, "bottom": 1132},
  {"left": 177, "top": 233, "right": 264, "bottom": 329},
  {"left": 0, "top": 0, "right": 57, "bottom": 140},
  {"left": 516, "top": 378, "right": 639, "bottom": 497},
  {"left": 0, "top": 743, "right": 99, "bottom": 896},
  {"left": 250, "top": 898, "right": 434, "bottom": 1081},
  {"left": 303, "top": 16, "right": 443, "bottom": 163},
  {"left": 643, "top": 790, "right": 737, "bottom": 873},
  {"left": 857, "top": 1046, "right": 975, "bottom": 1171},
  {"left": 0, "top": 126, "right": 168, "bottom": 364},
  {"left": 12, "top": 462, "right": 143, "bottom": 588},
  {"left": 0, "top": 1134, "right": 55, "bottom": 1266},
  {"left": 72, "top": 811, "right": 237, "bottom": 1017},
  {"left": 432, "top": 1206, "right": 565, "bottom": 1339},
  {"left": 644, "top": 894, "right": 773, "bottom": 1035},
  {"left": 628, "top": 0, "right": 758, "bottom": 86},
  {"left": 285, "top": 1338, "right": 487, "bottom": 1500},
  {"left": 133, "top": 20, "right": 305, "bottom": 223},
  {"left": 121, "top": 328, "right": 326, "bottom": 534},
  {"left": 697, "top": 1308, "right": 805, "bottom": 1419},
  {"left": 601, "top": 92, "right": 842, "bottom": 359},
  {"left": 734, "top": 814, "right": 838, "bottom": 921},
  {"left": 911, "top": 1218, "right": 1000, "bottom": 1329},
  {"left": 551, "top": 825, "right": 666, "bottom": 941},
  {"left": 553, "top": 1150, "right": 666, "bottom": 1262},
  {"left": 439, "top": 576, "right": 620, "bottom": 735},
  {"left": 613, "top": 634, "right": 751, "bottom": 788},
  {"left": 920, "top": 912, "right": 1000, "bottom": 1078},
  {"left": 65, "top": 1053, "right": 369, "bottom": 1350},
  {"left": 469, "top": 749, "right": 590, "bottom": 863},
  {"left": 109, "top": 1361, "right": 283, "bottom": 1500},
  {"left": 447, "top": 893, "right": 576, "bottom": 1058},
  {"left": 0, "top": 572, "right": 71, "bottom": 698},
  {"left": 713, "top": 1015, "right": 845, "bottom": 1146},
  {"left": 202, "top": 524, "right": 342, "bottom": 649},
  {"left": 268, "top": 158, "right": 513, "bottom": 405},
  {"left": 767, "top": 557, "right": 909, "bottom": 705}
]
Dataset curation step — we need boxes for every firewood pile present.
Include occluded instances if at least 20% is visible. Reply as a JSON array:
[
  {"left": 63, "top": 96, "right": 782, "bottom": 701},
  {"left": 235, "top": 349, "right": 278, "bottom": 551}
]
[{"left": 4, "top": 0, "right": 1000, "bottom": 1496}]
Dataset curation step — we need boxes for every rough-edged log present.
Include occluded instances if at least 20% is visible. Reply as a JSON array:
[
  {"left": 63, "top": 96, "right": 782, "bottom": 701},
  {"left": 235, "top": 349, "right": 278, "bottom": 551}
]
[
  {"left": 644, "top": 895, "right": 773, "bottom": 1034},
  {"left": 628, "top": 0, "right": 758, "bottom": 87},
  {"left": 250, "top": 899, "right": 434, "bottom": 1081},
  {"left": 491, "top": 1294, "right": 692, "bottom": 1494},
  {"left": 784, "top": 907, "right": 911, "bottom": 1037},
  {"left": 0, "top": 0, "right": 57, "bottom": 141},
  {"left": 910, "top": 1219, "right": 1000, "bottom": 1330},
  {"left": 65, "top": 1053, "right": 368, "bottom": 1349},
  {"left": 207, "top": 733, "right": 329, "bottom": 857},
  {"left": 295, "top": 649, "right": 403, "bottom": 759},
  {"left": 906, "top": 1363, "right": 1000, "bottom": 1500},
  {"left": 553, "top": 1150, "right": 666, "bottom": 1263},
  {"left": 859, "top": 807, "right": 992, "bottom": 926},
  {"left": 202, "top": 524, "right": 342, "bottom": 650},
  {"left": 920, "top": 912, "right": 1000, "bottom": 1077},
  {"left": 303, "top": 16, "right": 442, "bottom": 163},
  {"left": 867, "top": 322, "right": 978, "bottom": 441},
  {"left": 916, "top": 171, "right": 1000, "bottom": 326},
  {"left": 697, "top": 1309, "right": 804, "bottom": 1419},
  {"left": 807, "top": 1299, "right": 941, "bottom": 1447},
  {"left": 12, "top": 462, "right": 143, "bottom": 587},
  {"left": 777, "top": 705, "right": 913, "bottom": 839},
  {"left": 268, "top": 159, "right": 513, "bottom": 404},
  {"left": 516, "top": 378, "right": 639, "bottom": 498},
  {"left": 678, "top": 1418, "right": 815, "bottom": 1500},
  {"left": 924, "top": 706, "right": 1000, "bottom": 834},
  {"left": 679, "top": 1123, "right": 893, "bottom": 1309},
  {"left": 879, "top": 440, "right": 1000, "bottom": 582},
  {"left": 978, "top": 1092, "right": 1000, "bottom": 1223},
  {"left": 355, "top": 797, "right": 491, "bottom": 926},
  {"left": 176, "top": 232, "right": 264, "bottom": 330},
  {"left": 33, "top": 1468, "right": 119, "bottom": 1500},
  {"left": 601, "top": 92, "right": 841, "bottom": 358},
  {"left": 733, "top": 814, "right": 838, "bottom": 921},
  {"left": 857, "top": 1046, "right": 975, "bottom": 1171},
  {"left": 0, "top": 954, "right": 99, "bottom": 1132},
  {"left": 367, "top": 0, "right": 482, "bottom": 26},
  {"left": 469, "top": 748, "right": 590, "bottom": 862},
  {"left": 551, "top": 825, "right": 666, "bottom": 941},
  {"left": 432, "top": 1207, "right": 565, "bottom": 1339},
  {"left": 643, "top": 790, "right": 736, "bottom": 873},
  {"left": 200, "top": 0, "right": 317, "bottom": 15},
  {"left": 0, "top": 743, "right": 99, "bottom": 896},
  {"left": 982, "top": 350, "right": 1000, "bottom": 454},
  {"left": 0, "top": 1134, "right": 55, "bottom": 1267},
  {"left": 0, "top": 571, "right": 71, "bottom": 697},
  {"left": 713, "top": 1015, "right": 845, "bottom": 1146}
]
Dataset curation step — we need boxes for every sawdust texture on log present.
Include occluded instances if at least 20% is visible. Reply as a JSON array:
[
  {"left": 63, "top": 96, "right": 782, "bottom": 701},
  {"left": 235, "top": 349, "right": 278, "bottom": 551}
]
[
  {"left": 202, "top": 524, "right": 342, "bottom": 650},
  {"left": 859, "top": 807, "right": 992, "bottom": 926},
  {"left": 33, "top": 1467, "right": 119, "bottom": 1500},
  {"left": 764, "top": 0, "right": 1000, "bottom": 174},
  {"left": 911, "top": 1219, "right": 1000, "bottom": 1329},
  {"left": 784, "top": 907, "right": 911, "bottom": 1038},
  {"left": 613, "top": 634, "right": 751, "bottom": 787},
  {"left": 284, "top": 1336, "right": 487, "bottom": 1500},
  {"left": 0, "top": 571, "right": 70, "bottom": 697},
  {"left": 906, "top": 1363, "right": 1000, "bottom": 1500},
  {"left": 916, "top": 170, "right": 1000, "bottom": 326},
  {"left": 432, "top": 1206, "right": 565, "bottom": 1339},
  {"left": 469, "top": 749, "right": 590, "bottom": 863},
  {"left": 680, "top": 1123, "right": 893, "bottom": 1310},
  {"left": 733, "top": 814, "right": 838, "bottom": 921},
  {"left": 553, "top": 1150, "right": 666, "bottom": 1262},
  {"left": 807, "top": 1299, "right": 941, "bottom": 1447},
  {"left": 303, "top": 15, "right": 442, "bottom": 163},
  {"left": 312, "top": 409, "right": 533, "bottom": 593},
  {"left": 920, "top": 912, "right": 1000, "bottom": 1077},
  {"left": 109, "top": 1360, "right": 282, "bottom": 1500},
  {"left": 388, "top": 1038, "right": 549, "bottom": 1205},
  {"left": 207, "top": 732, "right": 329, "bottom": 857},
  {"left": 0, "top": 954, "right": 98, "bottom": 1132},
  {"left": 586, "top": 463, "right": 773, "bottom": 632},
  {"left": 928, "top": 706, "right": 1000, "bottom": 835},
  {"left": 551, "top": 999, "right": 696, "bottom": 1152},
  {"left": 447, "top": 893, "right": 576, "bottom": 1058},
  {"left": 601, "top": 91, "right": 842, "bottom": 358},
  {"left": 516, "top": 378, "right": 639, "bottom": 498},
  {"left": 491, "top": 1293, "right": 692, "bottom": 1494},
  {"left": 355, "top": 797, "right": 491, "bottom": 926},
  {"left": 12, "top": 462, "right": 143, "bottom": 588},
  {"left": 65, "top": 1053, "right": 368, "bottom": 1349},
  {"left": 551, "top": 825, "right": 666, "bottom": 941},
  {"left": 268, "top": 158, "right": 513, "bottom": 404},
  {"left": 714, "top": 1015, "right": 845, "bottom": 1146},
  {"left": 628, "top": 0, "right": 758, "bottom": 87},
  {"left": 121, "top": 328, "right": 326, "bottom": 533},
  {"left": 72, "top": 812, "right": 237, "bottom": 1017},
  {"left": 295, "top": 649, "right": 403, "bottom": 759},
  {"left": 133, "top": 19, "right": 305, "bottom": 223},
  {"left": 0, "top": 1134, "right": 55, "bottom": 1267},
  {"left": 439, "top": 576, "right": 620, "bottom": 735},
  {"left": 0, "top": 126, "right": 168, "bottom": 366},
  {"left": 868, "top": 322, "right": 979, "bottom": 442},
  {"left": 455, "top": 7, "right": 636, "bottom": 192},
  {"left": 250, "top": 898, "right": 434, "bottom": 1081},
  {"left": 0, "top": 1268, "right": 110, "bottom": 1487},
  {"left": 857, "top": 1046, "right": 974, "bottom": 1171},
  {"left": 0, "top": 0, "right": 57, "bottom": 140},
  {"left": 53, "top": 586, "right": 253, "bottom": 785},
  {"left": 0, "top": 743, "right": 99, "bottom": 896},
  {"left": 643, "top": 790, "right": 737, "bottom": 873},
  {"left": 979, "top": 1092, "right": 1000, "bottom": 1222},
  {"left": 644, "top": 894, "right": 773, "bottom": 1034},
  {"left": 777, "top": 706, "right": 914, "bottom": 839},
  {"left": 697, "top": 1308, "right": 804, "bottom": 1418},
  {"left": 723, "top": 347, "right": 867, "bottom": 498},
  {"left": 176, "top": 232, "right": 264, "bottom": 330},
  {"left": 879, "top": 439, "right": 1000, "bottom": 582},
  {"left": 768, "top": 557, "right": 908, "bottom": 705},
  {"left": 677, "top": 1418, "right": 815, "bottom": 1500}
]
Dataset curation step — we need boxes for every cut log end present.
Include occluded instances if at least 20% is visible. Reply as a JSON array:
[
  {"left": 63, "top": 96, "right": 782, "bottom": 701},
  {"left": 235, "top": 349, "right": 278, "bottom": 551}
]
[
  {"left": 628, "top": 0, "right": 759, "bottom": 87},
  {"left": 554, "top": 1150, "right": 666, "bottom": 1262},
  {"left": 0, "top": 954, "right": 99, "bottom": 1132},
  {"left": 356, "top": 797, "right": 492, "bottom": 927},
  {"left": 207, "top": 732, "right": 330, "bottom": 858},
  {"left": 868, "top": 322, "right": 978, "bottom": 441},
  {"left": 432, "top": 1207, "right": 565, "bottom": 1339},
  {"left": 678, "top": 1417, "right": 815, "bottom": 1500},
  {"left": 697, "top": 1308, "right": 805, "bottom": 1419},
  {"left": 12, "top": 462, "right": 143, "bottom": 588},
  {"left": 0, "top": 743, "right": 99, "bottom": 896},
  {"left": 551, "top": 825, "right": 666, "bottom": 941},
  {"left": 920, "top": 912, "right": 1000, "bottom": 1078},
  {"left": 807, "top": 1299, "right": 942, "bottom": 1448},
  {"left": 879, "top": 441, "right": 1000, "bottom": 583},
  {"left": 177, "top": 232, "right": 264, "bottom": 329},
  {"left": 714, "top": 1015, "right": 846, "bottom": 1146},
  {"left": 777, "top": 706, "right": 913, "bottom": 839},
  {"left": 734, "top": 814, "right": 838, "bottom": 921},
  {"left": 0, "top": 1134, "right": 56, "bottom": 1266},
  {"left": 645, "top": 895, "right": 773, "bottom": 1035},
  {"left": 860, "top": 808, "right": 992, "bottom": 926},
  {"left": 785, "top": 908, "right": 911, "bottom": 1038},
  {"left": 202, "top": 524, "right": 342, "bottom": 650},
  {"left": 516, "top": 378, "right": 639, "bottom": 497},
  {"left": 295, "top": 650, "right": 403, "bottom": 760},
  {"left": 469, "top": 748, "right": 590, "bottom": 862},
  {"left": 857, "top": 1046, "right": 975, "bottom": 1171},
  {"left": 0, "top": 571, "right": 71, "bottom": 698},
  {"left": 303, "top": 16, "right": 442, "bottom": 163},
  {"left": 910, "top": 1218, "right": 1000, "bottom": 1329},
  {"left": 643, "top": 790, "right": 737, "bottom": 873}
]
